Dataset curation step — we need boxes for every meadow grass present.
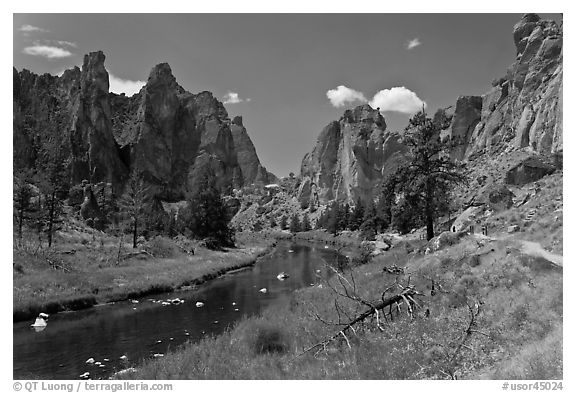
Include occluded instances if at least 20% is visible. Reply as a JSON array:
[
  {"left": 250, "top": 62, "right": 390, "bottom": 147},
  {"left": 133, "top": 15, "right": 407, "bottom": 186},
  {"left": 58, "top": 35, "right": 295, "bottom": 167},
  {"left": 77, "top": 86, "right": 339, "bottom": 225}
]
[
  {"left": 116, "top": 233, "right": 562, "bottom": 380},
  {"left": 13, "top": 231, "right": 273, "bottom": 322}
]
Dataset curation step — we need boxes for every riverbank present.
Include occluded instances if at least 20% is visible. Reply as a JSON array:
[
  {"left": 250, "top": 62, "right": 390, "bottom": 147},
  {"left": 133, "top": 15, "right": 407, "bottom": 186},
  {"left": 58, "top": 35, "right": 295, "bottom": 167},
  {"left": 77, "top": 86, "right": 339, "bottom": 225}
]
[
  {"left": 114, "top": 232, "right": 562, "bottom": 380},
  {"left": 13, "top": 231, "right": 276, "bottom": 322}
]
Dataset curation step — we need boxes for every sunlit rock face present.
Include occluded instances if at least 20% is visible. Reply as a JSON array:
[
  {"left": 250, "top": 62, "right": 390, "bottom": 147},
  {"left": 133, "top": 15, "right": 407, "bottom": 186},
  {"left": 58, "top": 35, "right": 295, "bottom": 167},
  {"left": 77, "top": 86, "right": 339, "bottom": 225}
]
[
  {"left": 449, "top": 14, "right": 562, "bottom": 160},
  {"left": 298, "top": 104, "right": 407, "bottom": 206},
  {"left": 230, "top": 116, "right": 277, "bottom": 186}
]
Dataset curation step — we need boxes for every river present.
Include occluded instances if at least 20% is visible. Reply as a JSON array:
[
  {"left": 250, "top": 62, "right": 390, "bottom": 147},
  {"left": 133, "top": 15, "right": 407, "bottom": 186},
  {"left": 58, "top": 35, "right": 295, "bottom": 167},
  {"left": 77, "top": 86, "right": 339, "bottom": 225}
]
[{"left": 13, "top": 241, "right": 348, "bottom": 380}]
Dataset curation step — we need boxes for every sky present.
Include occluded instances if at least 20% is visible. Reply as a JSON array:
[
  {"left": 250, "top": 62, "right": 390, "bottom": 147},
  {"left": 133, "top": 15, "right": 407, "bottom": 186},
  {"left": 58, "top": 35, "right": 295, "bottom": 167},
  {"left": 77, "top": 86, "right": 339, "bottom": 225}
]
[{"left": 13, "top": 13, "right": 562, "bottom": 178}]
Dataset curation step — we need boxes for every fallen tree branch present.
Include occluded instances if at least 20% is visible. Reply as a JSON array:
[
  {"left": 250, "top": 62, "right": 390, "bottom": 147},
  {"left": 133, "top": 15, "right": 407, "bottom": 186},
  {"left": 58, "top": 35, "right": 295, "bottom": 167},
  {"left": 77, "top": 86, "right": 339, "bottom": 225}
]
[{"left": 298, "top": 285, "right": 423, "bottom": 357}]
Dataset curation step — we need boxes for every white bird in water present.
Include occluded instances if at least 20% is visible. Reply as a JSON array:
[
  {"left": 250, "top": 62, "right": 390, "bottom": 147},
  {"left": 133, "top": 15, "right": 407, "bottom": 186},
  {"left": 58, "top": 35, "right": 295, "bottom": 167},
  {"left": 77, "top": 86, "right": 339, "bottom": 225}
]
[
  {"left": 195, "top": 301, "right": 205, "bottom": 308},
  {"left": 79, "top": 372, "right": 90, "bottom": 379},
  {"left": 85, "top": 358, "right": 95, "bottom": 364},
  {"left": 259, "top": 288, "right": 267, "bottom": 294},
  {"left": 120, "top": 355, "right": 128, "bottom": 360},
  {"left": 277, "top": 272, "right": 290, "bottom": 281}
]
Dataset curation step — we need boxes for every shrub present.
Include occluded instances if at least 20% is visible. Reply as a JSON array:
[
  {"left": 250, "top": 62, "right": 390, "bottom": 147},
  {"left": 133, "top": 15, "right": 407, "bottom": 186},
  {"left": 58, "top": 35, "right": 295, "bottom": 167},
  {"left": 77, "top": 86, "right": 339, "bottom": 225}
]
[
  {"left": 143, "top": 237, "right": 176, "bottom": 258},
  {"left": 352, "top": 243, "right": 374, "bottom": 266},
  {"left": 243, "top": 321, "right": 291, "bottom": 355}
]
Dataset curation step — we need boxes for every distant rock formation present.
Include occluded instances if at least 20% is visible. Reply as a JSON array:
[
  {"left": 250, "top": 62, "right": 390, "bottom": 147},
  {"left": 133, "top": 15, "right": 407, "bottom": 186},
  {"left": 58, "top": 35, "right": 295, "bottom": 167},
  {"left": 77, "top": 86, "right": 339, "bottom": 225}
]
[
  {"left": 298, "top": 105, "right": 407, "bottom": 206},
  {"left": 230, "top": 116, "right": 277, "bottom": 185},
  {"left": 449, "top": 13, "right": 562, "bottom": 160},
  {"left": 13, "top": 51, "right": 275, "bottom": 201}
]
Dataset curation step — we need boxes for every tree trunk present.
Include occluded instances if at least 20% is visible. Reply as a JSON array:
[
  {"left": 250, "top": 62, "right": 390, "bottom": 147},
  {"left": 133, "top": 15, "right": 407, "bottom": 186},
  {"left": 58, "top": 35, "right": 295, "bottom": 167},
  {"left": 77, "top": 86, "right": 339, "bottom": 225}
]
[
  {"left": 18, "top": 203, "right": 24, "bottom": 244},
  {"left": 47, "top": 191, "right": 55, "bottom": 248},
  {"left": 426, "top": 214, "right": 434, "bottom": 241},
  {"left": 132, "top": 218, "right": 137, "bottom": 248}
]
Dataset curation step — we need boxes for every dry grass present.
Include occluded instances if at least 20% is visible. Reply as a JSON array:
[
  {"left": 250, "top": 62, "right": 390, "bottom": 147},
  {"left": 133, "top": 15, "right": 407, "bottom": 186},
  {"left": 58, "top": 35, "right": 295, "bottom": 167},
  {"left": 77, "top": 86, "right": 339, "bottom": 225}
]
[
  {"left": 13, "top": 228, "right": 273, "bottom": 322},
  {"left": 117, "top": 232, "right": 562, "bottom": 380}
]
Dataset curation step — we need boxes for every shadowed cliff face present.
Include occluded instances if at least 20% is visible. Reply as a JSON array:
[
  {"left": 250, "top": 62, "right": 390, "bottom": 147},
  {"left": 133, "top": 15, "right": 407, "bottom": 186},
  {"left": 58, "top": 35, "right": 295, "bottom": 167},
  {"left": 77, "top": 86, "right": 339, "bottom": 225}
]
[
  {"left": 14, "top": 52, "right": 274, "bottom": 199},
  {"left": 13, "top": 52, "right": 128, "bottom": 189},
  {"left": 449, "top": 14, "right": 562, "bottom": 161},
  {"left": 298, "top": 105, "right": 407, "bottom": 206}
]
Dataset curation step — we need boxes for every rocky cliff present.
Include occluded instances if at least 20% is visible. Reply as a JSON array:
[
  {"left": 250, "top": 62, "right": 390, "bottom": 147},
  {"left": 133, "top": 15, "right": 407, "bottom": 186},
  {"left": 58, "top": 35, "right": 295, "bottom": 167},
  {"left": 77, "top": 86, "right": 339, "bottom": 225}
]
[
  {"left": 14, "top": 51, "right": 274, "bottom": 199},
  {"left": 449, "top": 14, "right": 562, "bottom": 161},
  {"left": 230, "top": 116, "right": 278, "bottom": 185},
  {"left": 298, "top": 105, "right": 407, "bottom": 206}
]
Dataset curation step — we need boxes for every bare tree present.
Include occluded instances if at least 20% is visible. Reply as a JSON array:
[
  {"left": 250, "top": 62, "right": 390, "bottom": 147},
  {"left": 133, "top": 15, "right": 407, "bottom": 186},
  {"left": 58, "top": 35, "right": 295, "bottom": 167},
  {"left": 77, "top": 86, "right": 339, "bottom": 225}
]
[{"left": 118, "top": 171, "right": 151, "bottom": 248}]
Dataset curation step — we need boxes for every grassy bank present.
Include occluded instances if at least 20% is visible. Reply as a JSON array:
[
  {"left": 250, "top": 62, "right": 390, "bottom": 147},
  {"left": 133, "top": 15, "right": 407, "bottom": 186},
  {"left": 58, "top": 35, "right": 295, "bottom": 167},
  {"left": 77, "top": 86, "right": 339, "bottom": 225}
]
[
  {"left": 13, "top": 229, "right": 275, "bottom": 322},
  {"left": 115, "top": 233, "right": 562, "bottom": 380}
]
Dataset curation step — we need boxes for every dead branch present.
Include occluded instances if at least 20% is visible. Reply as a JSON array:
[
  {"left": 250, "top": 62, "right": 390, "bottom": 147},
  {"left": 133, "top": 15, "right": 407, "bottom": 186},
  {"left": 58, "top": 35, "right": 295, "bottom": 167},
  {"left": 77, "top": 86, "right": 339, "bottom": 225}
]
[{"left": 298, "top": 285, "right": 423, "bottom": 357}]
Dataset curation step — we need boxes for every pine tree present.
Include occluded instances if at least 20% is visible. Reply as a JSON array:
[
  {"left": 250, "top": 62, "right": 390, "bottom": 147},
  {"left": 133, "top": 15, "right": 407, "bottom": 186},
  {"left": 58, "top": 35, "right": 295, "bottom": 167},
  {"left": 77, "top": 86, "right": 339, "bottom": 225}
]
[
  {"left": 302, "top": 213, "right": 311, "bottom": 231},
  {"left": 348, "top": 198, "right": 365, "bottom": 231},
  {"left": 359, "top": 201, "right": 378, "bottom": 241},
  {"left": 35, "top": 152, "right": 69, "bottom": 248},
  {"left": 326, "top": 202, "right": 340, "bottom": 235},
  {"left": 13, "top": 169, "right": 35, "bottom": 245},
  {"left": 181, "top": 168, "right": 235, "bottom": 247},
  {"left": 280, "top": 215, "right": 288, "bottom": 230},
  {"left": 387, "top": 110, "right": 467, "bottom": 240},
  {"left": 289, "top": 213, "right": 301, "bottom": 233}
]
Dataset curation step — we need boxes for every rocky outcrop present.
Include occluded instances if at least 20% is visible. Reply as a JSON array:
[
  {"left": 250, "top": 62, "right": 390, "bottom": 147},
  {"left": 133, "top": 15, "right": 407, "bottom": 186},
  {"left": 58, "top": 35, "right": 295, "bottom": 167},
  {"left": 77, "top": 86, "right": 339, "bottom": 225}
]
[
  {"left": 13, "top": 53, "right": 129, "bottom": 190},
  {"left": 14, "top": 51, "right": 272, "bottom": 201},
  {"left": 449, "top": 14, "right": 562, "bottom": 160},
  {"left": 298, "top": 105, "right": 407, "bottom": 206},
  {"left": 230, "top": 116, "right": 277, "bottom": 185},
  {"left": 505, "top": 156, "right": 555, "bottom": 186},
  {"left": 70, "top": 52, "right": 129, "bottom": 188},
  {"left": 449, "top": 96, "right": 483, "bottom": 161},
  {"left": 109, "top": 63, "right": 243, "bottom": 199}
]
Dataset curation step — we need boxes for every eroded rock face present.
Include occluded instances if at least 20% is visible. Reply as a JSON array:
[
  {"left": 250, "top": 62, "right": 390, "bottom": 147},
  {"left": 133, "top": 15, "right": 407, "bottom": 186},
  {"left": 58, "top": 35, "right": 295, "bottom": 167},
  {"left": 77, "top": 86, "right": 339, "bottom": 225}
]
[
  {"left": 110, "top": 63, "right": 244, "bottom": 199},
  {"left": 230, "top": 116, "right": 277, "bottom": 185},
  {"left": 298, "top": 105, "right": 407, "bottom": 205},
  {"left": 450, "top": 14, "right": 562, "bottom": 160},
  {"left": 14, "top": 51, "right": 272, "bottom": 201}
]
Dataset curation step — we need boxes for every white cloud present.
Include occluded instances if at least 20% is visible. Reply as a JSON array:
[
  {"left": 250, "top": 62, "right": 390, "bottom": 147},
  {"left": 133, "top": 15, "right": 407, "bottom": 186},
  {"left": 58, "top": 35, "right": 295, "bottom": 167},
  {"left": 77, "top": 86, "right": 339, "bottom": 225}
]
[
  {"left": 326, "top": 85, "right": 367, "bottom": 107},
  {"left": 109, "top": 74, "right": 145, "bottom": 96},
  {"left": 22, "top": 45, "right": 73, "bottom": 59},
  {"left": 223, "top": 91, "right": 249, "bottom": 104},
  {"left": 369, "top": 86, "right": 426, "bottom": 115},
  {"left": 406, "top": 38, "right": 421, "bottom": 50},
  {"left": 56, "top": 40, "right": 77, "bottom": 47},
  {"left": 19, "top": 24, "right": 48, "bottom": 33}
]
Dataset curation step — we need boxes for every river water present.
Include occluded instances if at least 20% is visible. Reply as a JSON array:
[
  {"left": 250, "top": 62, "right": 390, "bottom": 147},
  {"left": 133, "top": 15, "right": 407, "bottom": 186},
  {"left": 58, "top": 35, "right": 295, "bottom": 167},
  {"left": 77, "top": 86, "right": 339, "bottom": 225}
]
[{"left": 13, "top": 241, "right": 347, "bottom": 380}]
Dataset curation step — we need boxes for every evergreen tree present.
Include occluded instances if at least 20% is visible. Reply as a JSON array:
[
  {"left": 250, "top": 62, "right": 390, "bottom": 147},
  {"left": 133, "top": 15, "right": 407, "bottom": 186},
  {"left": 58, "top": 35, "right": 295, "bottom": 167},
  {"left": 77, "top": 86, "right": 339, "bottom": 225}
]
[
  {"left": 13, "top": 169, "right": 35, "bottom": 245},
  {"left": 348, "top": 198, "right": 365, "bottom": 231},
  {"left": 36, "top": 151, "right": 69, "bottom": 248},
  {"left": 118, "top": 171, "right": 151, "bottom": 248},
  {"left": 359, "top": 201, "right": 378, "bottom": 240},
  {"left": 302, "top": 213, "right": 312, "bottom": 231},
  {"left": 325, "top": 202, "right": 340, "bottom": 235},
  {"left": 181, "top": 168, "right": 235, "bottom": 247},
  {"left": 289, "top": 213, "right": 301, "bottom": 233},
  {"left": 339, "top": 203, "right": 350, "bottom": 230},
  {"left": 387, "top": 110, "right": 467, "bottom": 240},
  {"left": 280, "top": 215, "right": 288, "bottom": 230}
]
